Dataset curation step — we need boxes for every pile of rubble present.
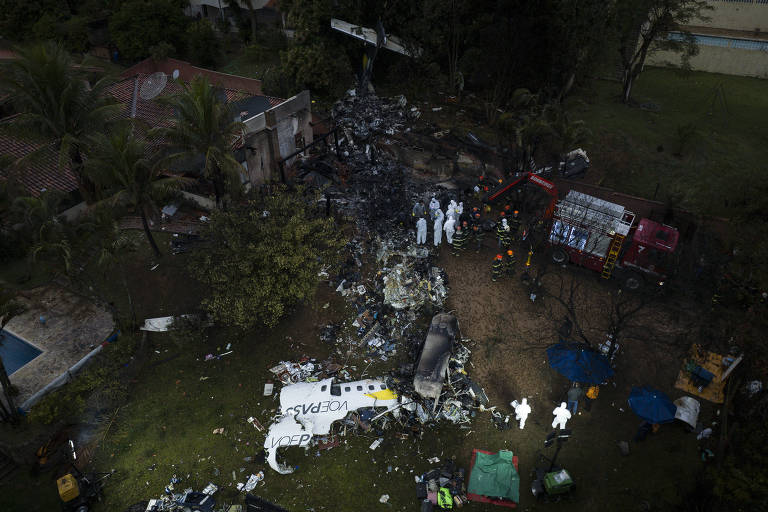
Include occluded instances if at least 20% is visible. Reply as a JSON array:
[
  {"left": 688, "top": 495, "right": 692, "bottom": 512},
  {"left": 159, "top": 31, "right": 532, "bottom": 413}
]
[
  {"left": 144, "top": 476, "right": 218, "bottom": 512},
  {"left": 415, "top": 460, "right": 469, "bottom": 510},
  {"left": 260, "top": 90, "right": 498, "bottom": 475}
]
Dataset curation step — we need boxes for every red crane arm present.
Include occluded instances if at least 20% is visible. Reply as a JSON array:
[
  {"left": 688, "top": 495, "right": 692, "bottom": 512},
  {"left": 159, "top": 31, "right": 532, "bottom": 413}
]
[{"left": 483, "top": 173, "right": 558, "bottom": 218}]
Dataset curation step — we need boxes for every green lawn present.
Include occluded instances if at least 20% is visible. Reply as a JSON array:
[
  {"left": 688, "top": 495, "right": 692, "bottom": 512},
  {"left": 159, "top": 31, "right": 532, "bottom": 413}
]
[{"left": 568, "top": 67, "right": 768, "bottom": 216}]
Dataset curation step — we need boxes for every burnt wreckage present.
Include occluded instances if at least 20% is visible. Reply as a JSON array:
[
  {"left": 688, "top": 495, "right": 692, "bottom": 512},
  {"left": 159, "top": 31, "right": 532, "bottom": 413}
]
[{"left": 262, "top": 92, "right": 501, "bottom": 473}]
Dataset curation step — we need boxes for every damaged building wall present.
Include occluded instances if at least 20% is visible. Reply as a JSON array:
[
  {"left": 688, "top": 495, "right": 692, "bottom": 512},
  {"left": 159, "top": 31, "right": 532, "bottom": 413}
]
[{"left": 243, "top": 90, "right": 312, "bottom": 184}]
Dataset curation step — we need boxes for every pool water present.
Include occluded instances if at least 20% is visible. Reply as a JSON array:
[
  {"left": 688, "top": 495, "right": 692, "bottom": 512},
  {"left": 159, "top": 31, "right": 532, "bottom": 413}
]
[{"left": 0, "top": 329, "right": 42, "bottom": 376}]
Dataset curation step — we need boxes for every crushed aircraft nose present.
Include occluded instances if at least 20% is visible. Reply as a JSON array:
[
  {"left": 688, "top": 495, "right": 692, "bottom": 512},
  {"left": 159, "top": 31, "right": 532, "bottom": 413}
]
[{"left": 264, "top": 413, "right": 312, "bottom": 474}]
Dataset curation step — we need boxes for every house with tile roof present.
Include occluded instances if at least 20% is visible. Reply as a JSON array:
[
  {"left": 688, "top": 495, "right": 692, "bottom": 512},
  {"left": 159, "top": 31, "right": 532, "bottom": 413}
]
[{"left": 1, "top": 57, "right": 312, "bottom": 200}]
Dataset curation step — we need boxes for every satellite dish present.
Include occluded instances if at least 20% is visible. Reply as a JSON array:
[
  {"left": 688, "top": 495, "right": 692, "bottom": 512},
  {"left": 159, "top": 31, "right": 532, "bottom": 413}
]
[
  {"left": 139, "top": 71, "right": 168, "bottom": 100},
  {"left": 172, "top": 69, "right": 180, "bottom": 80}
]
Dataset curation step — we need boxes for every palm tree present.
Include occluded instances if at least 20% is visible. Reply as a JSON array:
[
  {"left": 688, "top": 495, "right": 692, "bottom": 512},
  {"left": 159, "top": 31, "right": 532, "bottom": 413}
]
[
  {"left": 153, "top": 75, "right": 245, "bottom": 208},
  {"left": 11, "top": 191, "right": 72, "bottom": 274},
  {"left": 0, "top": 42, "right": 121, "bottom": 202},
  {"left": 85, "top": 126, "right": 193, "bottom": 257}
]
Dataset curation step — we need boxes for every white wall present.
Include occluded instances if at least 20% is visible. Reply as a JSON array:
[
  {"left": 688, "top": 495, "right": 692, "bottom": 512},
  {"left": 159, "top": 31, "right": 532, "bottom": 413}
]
[{"left": 697, "top": 1, "right": 768, "bottom": 32}]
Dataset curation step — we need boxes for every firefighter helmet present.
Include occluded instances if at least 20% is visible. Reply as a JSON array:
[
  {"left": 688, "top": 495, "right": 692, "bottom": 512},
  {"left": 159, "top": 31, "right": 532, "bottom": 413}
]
[
  {"left": 495, "top": 254, "right": 503, "bottom": 260},
  {"left": 507, "top": 250, "right": 514, "bottom": 256}
]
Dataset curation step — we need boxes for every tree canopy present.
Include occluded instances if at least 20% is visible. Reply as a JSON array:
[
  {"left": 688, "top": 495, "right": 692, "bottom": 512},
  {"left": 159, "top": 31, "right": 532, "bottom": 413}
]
[
  {"left": 109, "top": 0, "right": 191, "bottom": 61},
  {"left": 190, "top": 187, "right": 346, "bottom": 330}
]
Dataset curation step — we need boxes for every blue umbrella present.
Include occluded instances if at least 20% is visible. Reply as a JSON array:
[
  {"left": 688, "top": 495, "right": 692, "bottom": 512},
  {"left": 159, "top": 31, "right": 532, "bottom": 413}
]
[
  {"left": 628, "top": 386, "right": 677, "bottom": 424},
  {"left": 546, "top": 342, "right": 614, "bottom": 384}
]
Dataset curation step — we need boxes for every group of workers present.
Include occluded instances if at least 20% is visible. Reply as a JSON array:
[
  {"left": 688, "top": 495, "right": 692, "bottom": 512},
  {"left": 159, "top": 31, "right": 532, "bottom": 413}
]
[
  {"left": 412, "top": 190, "right": 528, "bottom": 281},
  {"left": 506, "top": 382, "right": 601, "bottom": 432}
]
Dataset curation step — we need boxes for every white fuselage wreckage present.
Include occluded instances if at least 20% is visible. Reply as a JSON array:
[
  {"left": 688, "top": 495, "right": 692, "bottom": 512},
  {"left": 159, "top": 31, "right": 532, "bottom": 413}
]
[{"left": 264, "top": 378, "right": 399, "bottom": 473}]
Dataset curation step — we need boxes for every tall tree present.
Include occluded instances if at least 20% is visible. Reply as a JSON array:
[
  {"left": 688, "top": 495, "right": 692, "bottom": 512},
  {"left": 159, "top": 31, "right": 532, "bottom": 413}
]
[
  {"left": 11, "top": 191, "right": 73, "bottom": 274},
  {"left": 153, "top": 75, "right": 245, "bottom": 209},
  {"left": 109, "top": 0, "right": 190, "bottom": 61},
  {"left": 421, "top": 0, "right": 472, "bottom": 96},
  {"left": 0, "top": 43, "right": 121, "bottom": 202},
  {"left": 224, "top": 0, "right": 258, "bottom": 42},
  {"left": 546, "top": 0, "right": 616, "bottom": 101},
  {"left": 616, "top": 0, "right": 711, "bottom": 103},
  {"left": 85, "top": 125, "right": 193, "bottom": 257},
  {"left": 190, "top": 187, "right": 346, "bottom": 330},
  {"left": 0, "top": 288, "right": 25, "bottom": 423}
]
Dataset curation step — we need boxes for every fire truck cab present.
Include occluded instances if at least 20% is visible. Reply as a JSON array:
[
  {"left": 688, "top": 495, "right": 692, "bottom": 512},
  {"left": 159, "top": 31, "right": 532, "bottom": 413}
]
[{"left": 549, "top": 191, "right": 679, "bottom": 289}]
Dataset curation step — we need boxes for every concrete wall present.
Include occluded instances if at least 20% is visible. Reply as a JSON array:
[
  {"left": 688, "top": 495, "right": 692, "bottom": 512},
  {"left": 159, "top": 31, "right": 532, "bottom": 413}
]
[
  {"left": 697, "top": 1, "right": 768, "bottom": 32},
  {"left": 242, "top": 90, "right": 312, "bottom": 184},
  {"left": 648, "top": 44, "right": 768, "bottom": 78}
]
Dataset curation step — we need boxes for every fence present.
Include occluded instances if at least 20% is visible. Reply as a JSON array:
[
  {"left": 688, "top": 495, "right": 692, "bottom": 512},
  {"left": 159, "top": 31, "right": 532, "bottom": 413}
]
[{"left": 668, "top": 32, "right": 768, "bottom": 51}]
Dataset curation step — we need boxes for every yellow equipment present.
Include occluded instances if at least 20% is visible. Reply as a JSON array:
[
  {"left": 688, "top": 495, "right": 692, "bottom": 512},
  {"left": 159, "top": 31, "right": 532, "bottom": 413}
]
[
  {"left": 57, "top": 473, "right": 81, "bottom": 503},
  {"left": 600, "top": 233, "right": 625, "bottom": 279}
]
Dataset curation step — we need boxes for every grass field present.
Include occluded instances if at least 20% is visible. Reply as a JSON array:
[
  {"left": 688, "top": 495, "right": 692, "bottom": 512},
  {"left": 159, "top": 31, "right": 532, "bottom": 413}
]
[{"left": 568, "top": 67, "right": 768, "bottom": 216}]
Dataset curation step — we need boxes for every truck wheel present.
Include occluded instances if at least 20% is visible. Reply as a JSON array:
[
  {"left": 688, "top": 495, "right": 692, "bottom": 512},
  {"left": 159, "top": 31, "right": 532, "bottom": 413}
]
[
  {"left": 552, "top": 247, "right": 568, "bottom": 265},
  {"left": 623, "top": 273, "right": 643, "bottom": 291}
]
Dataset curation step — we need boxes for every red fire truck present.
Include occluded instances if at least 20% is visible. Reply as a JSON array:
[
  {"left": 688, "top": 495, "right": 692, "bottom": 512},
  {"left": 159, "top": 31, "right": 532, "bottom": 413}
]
[{"left": 549, "top": 190, "right": 679, "bottom": 289}]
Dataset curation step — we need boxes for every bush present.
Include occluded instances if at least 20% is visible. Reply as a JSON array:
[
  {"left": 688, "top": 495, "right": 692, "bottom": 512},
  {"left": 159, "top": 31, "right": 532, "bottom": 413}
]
[
  {"left": 149, "top": 41, "right": 176, "bottom": 62},
  {"left": 261, "top": 65, "right": 296, "bottom": 99},
  {"left": 185, "top": 19, "right": 222, "bottom": 68},
  {"left": 27, "top": 333, "right": 137, "bottom": 425},
  {"left": 109, "top": 0, "right": 189, "bottom": 62},
  {"left": 244, "top": 43, "right": 274, "bottom": 64},
  {"left": 279, "top": 43, "right": 353, "bottom": 99},
  {"left": 190, "top": 187, "right": 346, "bottom": 330}
]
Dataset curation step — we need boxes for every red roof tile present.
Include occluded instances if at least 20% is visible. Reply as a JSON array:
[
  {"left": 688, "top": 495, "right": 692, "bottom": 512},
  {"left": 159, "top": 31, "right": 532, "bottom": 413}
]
[
  {"left": 0, "top": 136, "right": 77, "bottom": 197},
  {"left": 1, "top": 69, "right": 285, "bottom": 197}
]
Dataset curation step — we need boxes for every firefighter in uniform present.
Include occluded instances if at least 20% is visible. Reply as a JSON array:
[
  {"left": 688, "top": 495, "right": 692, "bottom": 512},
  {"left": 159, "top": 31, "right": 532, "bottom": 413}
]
[
  {"left": 470, "top": 211, "right": 482, "bottom": 252},
  {"left": 472, "top": 224, "right": 484, "bottom": 253},
  {"left": 452, "top": 225, "right": 468, "bottom": 256},
  {"left": 505, "top": 249, "right": 516, "bottom": 277},
  {"left": 510, "top": 209, "right": 522, "bottom": 241},
  {"left": 492, "top": 254, "right": 504, "bottom": 282}
]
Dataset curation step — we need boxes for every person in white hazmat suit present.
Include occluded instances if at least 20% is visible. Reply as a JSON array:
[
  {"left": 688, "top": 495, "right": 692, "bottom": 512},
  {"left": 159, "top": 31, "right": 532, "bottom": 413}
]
[
  {"left": 433, "top": 209, "right": 444, "bottom": 247},
  {"left": 416, "top": 217, "right": 427, "bottom": 245},
  {"left": 443, "top": 216, "right": 456, "bottom": 244},
  {"left": 456, "top": 201, "right": 464, "bottom": 218},
  {"left": 514, "top": 398, "right": 531, "bottom": 429},
  {"left": 446, "top": 200, "right": 458, "bottom": 221},
  {"left": 552, "top": 402, "right": 571, "bottom": 429},
  {"left": 429, "top": 196, "right": 440, "bottom": 215}
]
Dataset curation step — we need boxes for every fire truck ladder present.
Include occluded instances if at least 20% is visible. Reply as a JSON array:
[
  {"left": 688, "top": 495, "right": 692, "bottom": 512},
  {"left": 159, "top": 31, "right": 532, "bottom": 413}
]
[{"left": 601, "top": 234, "right": 625, "bottom": 279}]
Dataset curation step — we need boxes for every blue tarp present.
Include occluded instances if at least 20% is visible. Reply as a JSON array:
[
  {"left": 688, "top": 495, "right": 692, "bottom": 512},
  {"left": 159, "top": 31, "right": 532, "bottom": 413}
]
[
  {"left": 628, "top": 386, "right": 677, "bottom": 424},
  {"left": 546, "top": 341, "right": 614, "bottom": 384}
]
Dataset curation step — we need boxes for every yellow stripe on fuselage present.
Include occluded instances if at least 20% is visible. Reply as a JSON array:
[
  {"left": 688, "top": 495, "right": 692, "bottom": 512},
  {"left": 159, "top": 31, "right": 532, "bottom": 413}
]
[{"left": 365, "top": 389, "right": 398, "bottom": 401}]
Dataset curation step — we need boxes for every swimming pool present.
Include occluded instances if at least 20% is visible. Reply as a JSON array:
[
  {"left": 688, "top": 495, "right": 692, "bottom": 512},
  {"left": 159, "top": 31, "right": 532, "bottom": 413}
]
[{"left": 0, "top": 329, "right": 42, "bottom": 376}]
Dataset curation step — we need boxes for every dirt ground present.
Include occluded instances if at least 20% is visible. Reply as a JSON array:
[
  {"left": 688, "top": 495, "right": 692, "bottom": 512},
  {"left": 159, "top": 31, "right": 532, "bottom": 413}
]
[{"left": 436, "top": 236, "right": 713, "bottom": 511}]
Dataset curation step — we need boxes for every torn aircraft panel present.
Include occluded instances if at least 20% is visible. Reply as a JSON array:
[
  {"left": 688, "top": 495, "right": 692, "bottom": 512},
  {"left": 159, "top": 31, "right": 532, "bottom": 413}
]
[{"left": 265, "top": 378, "right": 398, "bottom": 473}]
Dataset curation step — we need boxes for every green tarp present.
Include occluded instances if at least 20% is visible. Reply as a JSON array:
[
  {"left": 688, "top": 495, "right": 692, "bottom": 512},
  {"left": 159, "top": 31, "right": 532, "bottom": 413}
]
[{"left": 467, "top": 450, "right": 520, "bottom": 503}]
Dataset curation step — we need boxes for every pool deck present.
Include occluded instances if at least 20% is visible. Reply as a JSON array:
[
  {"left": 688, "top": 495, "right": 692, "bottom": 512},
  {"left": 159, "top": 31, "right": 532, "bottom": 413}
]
[{"left": 5, "top": 286, "right": 114, "bottom": 405}]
